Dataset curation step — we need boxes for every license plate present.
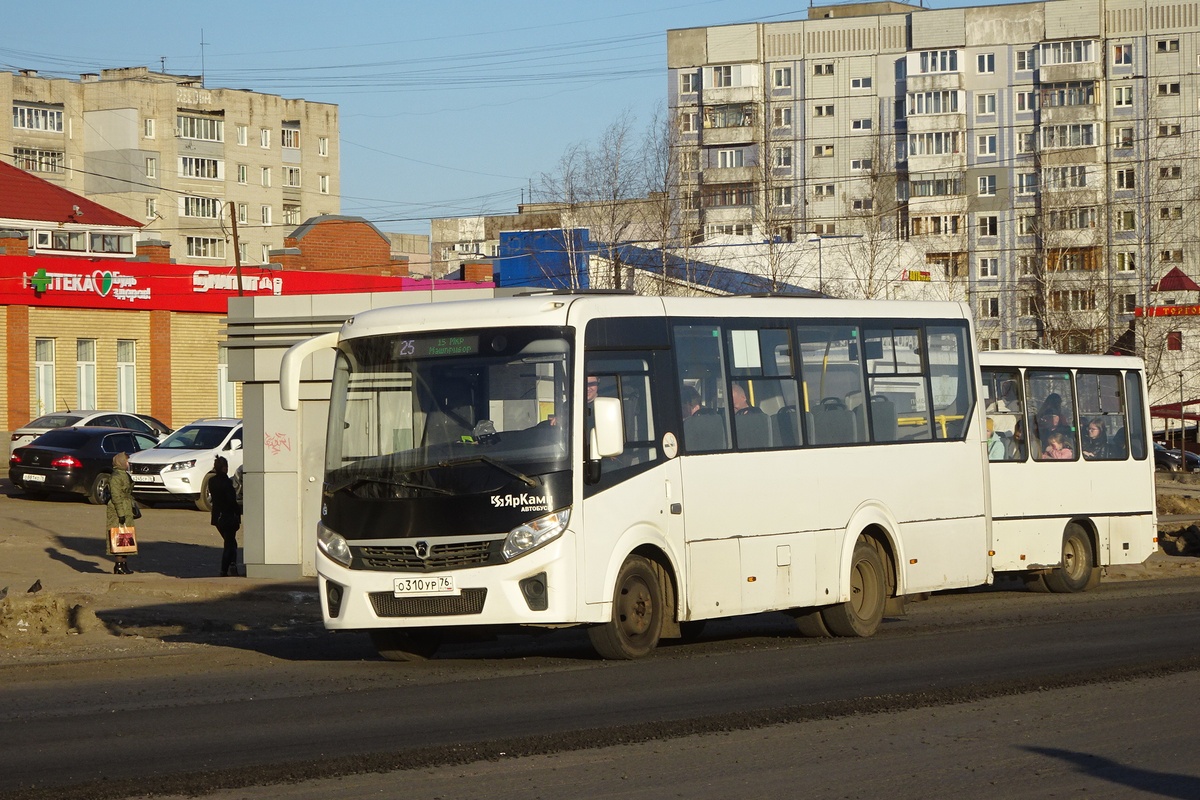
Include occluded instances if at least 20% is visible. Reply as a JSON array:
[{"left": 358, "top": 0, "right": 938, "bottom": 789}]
[
  {"left": 23, "top": 473, "right": 46, "bottom": 483},
  {"left": 131, "top": 475, "right": 160, "bottom": 483},
  {"left": 393, "top": 575, "right": 457, "bottom": 596}
]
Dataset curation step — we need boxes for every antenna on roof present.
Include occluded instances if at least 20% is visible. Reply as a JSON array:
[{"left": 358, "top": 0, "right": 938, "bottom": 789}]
[
  {"left": 160, "top": 56, "right": 166, "bottom": 73},
  {"left": 200, "top": 28, "right": 206, "bottom": 87}
]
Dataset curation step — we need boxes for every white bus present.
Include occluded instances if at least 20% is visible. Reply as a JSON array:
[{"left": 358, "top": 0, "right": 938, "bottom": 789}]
[
  {"left": 278, "top": 294, "right": 1151, "bottom": 660},
  {"left": 980, "top": 351, "right": 1157, "bottom": 591}
]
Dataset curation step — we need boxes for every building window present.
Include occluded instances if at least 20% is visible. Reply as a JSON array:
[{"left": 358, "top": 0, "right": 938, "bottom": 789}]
[
  {"left": 1048, "top": 207, "right": 1097, "bottom": 230},
  {"left": 1017, "top": 255, "right": 1037, "bottom": 274},
  {"left": 1049, "top": 290, "right": 1097, "bottom": 311},
  {"left": 717, "top": 149, "right": 744, "bottom": 168},
  {"left": 680, "top": 71, "right": 700, "bottom": 93},
  {"left": 773, "top": 187, "right": 793, "bottom": 206},
  {"left": 319, "top": 175, "right": 330, "bottom": 194},
  {"left": 260, "top": 128, "right": 271, "bottom": 148},
  {"left": 1015, "top": 91, "right": 1035, "bottom": 112},
  {"left": 979, "top": 257, "right": 999, "bottom": 278},
  {"left": 980, "top": 296, "right": 1000, "bottom": 317},
  {"left": 772, "top": 107, "right": 792, "bottom": 127},
  {"left": 918, "top": 50, "right": 959, "bottom": 73},
  {"left": 852, "top": 198, "right": 874, "bottom": 211},
  {"left": 1161, "top": 165, "right": 1183, "bottom": 179},
  {"left": 909, "top": 131, "right": 960, "bottom": 155},
  {"left": 283, "top": 204, "right": 301, "bottom": 225},
  {"left": 1017, "top": 131, "right": 1037, "bottom": 152},
  {"left": 851, "top": 76, "right": 872, "bottom": 89},
  {"left": 1157, "top": 38, "right": 1180, "bottom": 53},
  {"left": 712, "top": 65, "right": 733, "bottom": 87},
  {"left": 1160, "top": 206, "right": 1183, "bottom": 221},
  {"left": 1121, "top": 294, "right": 1137, "bottom": 313},
  {"left": 813, "top": 63, "right": 834, "bottom": 76},
  {"left": 851, "top": 158, "right": 873, "bottom": 171},
  {"left": 815, "top": 104, "right": 834, "bottom": 117},
  {"left": 13, "top": 147, "right": 64, "bottom": 174},
  {"left": 116, "top": 339, "right": 136, "bottom": 413},
  {"left": 977, "top": 134, "right": 997, "bottom": 156},
  {"left": 1040, "top": 81, "right": 1097, "bottom": 109},
  {"left": 236, "top": 125, "right": 248, "bottom": 146},
  {"left": 908, "top": 90, "right": 959, "bottom": 115},
  {"left": 186, "top": 236, "right": 226, "bottom": 259},
  {"left": 976, "top": 53, "right": 995, "bottom": 73},
  {"left": 143, "top": 118, "right": 155, "bottom": 138},
  {"left": 1042, "top": 124, "right": 1097, "bottom": 148},
  {"left": 813, "top": 144, "right": 834, "bottom": 157},
  {"left": 680, "top": 111, "right": 699, "bottom": 133},
  {"left": 681, "top": 151, "right": 699, "bottom": 171},
  {"left": 318, "top": 136, "right": 329, "bottom": 156},
  {"left": 237, "top": 164, "right": 248, "bottom": 184},
  {"left": 1158, "top": 82, "right": 1181, "bottom": 96},
  {"left": 978, "top": 175, "right": 996, "bottom": 196},
  {"left": 261, "top": 167, "right": 271, "bottom": 187},
  {"left": 1168, "top": 331, "right": 1183, "bottom": 351},
  {"left": 1016, "top": 49, "right": 1035, "bottom": 71},
  {"left": 1161, "top": 249, "right": 1184, "bottom": 263},
  {"left": 1115, "top": 168, "right": 1135, "bottom": 189},
  {"left": 1116, "top": 210, "right": 1136, "bottom": 231},
  {"left": 75, "top": 339, "right": 97, "bottom": 410},
  {"left": 851, "top": 118, "right": 872, "bottom": 130},
  {"left": 34, "top": 338, "right": 55, "bottom": 417},
  {"left": 261, "top": 244, "right": 272, "bottom": 263},
  {"left": 1114, "top": 86, "right": 1134, "bottom": 106},
  {"left": 182, "top": 196, "right": 222, "bottom": 219},
  {"left": 1017, "top": 173, "right": 1037, "bottom": 195},
  {"left": 146, "top": 198, "right": 157, "bottom": 219},
  {"left": 180, "top": 156, "right": 222, "bottom": 179},
  {"left": 1116, "top": 252, "right": 1136, "bottom": 272},
  {"left": 283, "top": 166, "right": 302, "bottom": 187},
  {"left": 13, "top": 104, "right": 64, "bottom": 132},
  {"left": 1114, "top": 44, "right": 1133, "bottom": 65},
  {"left": 281, "top": 127, "right": 300, "bottom": 149},
  {"left": 813, "top": 223, "right": 836, "bottom": 235},
  {"left": 1159, "top": 123, "right": 1182, "bottom": 137},
  {"left": 1040, "top": 40, "right": 1095, "bottom": 65},
  {"left": 261, "top": 205, "right": 272, "bottom": 226},
  {"left": 978, "top": 215, "right": 999, "bottom": 237},
  {"left": 1114, "top": 126, "right": 1134, "bottom": 148},
  {"left": 772, "top": 67, "right": 792, "bottom": 88},
  {"left": 814, "top": 184, "right": 835, "bottom": 197},
  {"left": 144, "top": 157, "right": 157, "bottom": 179},
  {"left": 773, "top": 147, "right": 792, "bottom": 167},
  {"left": 177, "top": 114, "right": 223, "bottom": 142}
]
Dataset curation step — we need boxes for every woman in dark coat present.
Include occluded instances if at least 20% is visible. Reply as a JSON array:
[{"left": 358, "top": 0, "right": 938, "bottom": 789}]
[
  {"left": 209, "top": 456, "right": 242, "bottom": 577},
  {"left": 105, "top": 452, "right": 136, "bottom": 574}
]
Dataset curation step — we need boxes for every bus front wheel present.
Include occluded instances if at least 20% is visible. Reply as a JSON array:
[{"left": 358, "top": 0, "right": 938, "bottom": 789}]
[
  {"left": 588, "top": 555, "right": 663, "bottom": 660},
  {"left": 820, "top": 539, "right": 887, "bottom": 637},
  {"left": 1042, "top": 524, "right": 1099, "bottom": 593},
  {"left": 370, "top": 628, "right": 441, "bottom": 661}
]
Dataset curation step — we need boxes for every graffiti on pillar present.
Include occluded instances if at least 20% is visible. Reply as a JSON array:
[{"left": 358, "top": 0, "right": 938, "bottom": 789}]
[{"left": 264, "top": 432, "right": 292, "bottom": 456}]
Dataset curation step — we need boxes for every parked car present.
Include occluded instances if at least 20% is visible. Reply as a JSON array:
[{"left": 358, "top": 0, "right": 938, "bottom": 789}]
[
  {"left": 9, "top": 427, "right": 160, "bottom": 504},
  {"left": 9, "top": 410, "right": 172, "bottom": 455},
  {"left": 128, "top": 418, "right": 243, "bottom": 511},
  {"left": 1153, "top": 441, "right": 1200, "bottom": 472}
]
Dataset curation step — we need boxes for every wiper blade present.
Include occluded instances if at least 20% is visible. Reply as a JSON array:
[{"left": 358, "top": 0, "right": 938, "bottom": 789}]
[
  {"left": 329, "top": 476, "right": 453, "bottom": 496},
  {"left": 436, "top": 454, "right": 538, "bottom": 487}
]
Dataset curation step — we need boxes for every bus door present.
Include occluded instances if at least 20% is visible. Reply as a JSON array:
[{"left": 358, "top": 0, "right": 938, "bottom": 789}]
[{"left": 580, "top": 346, "right": 684, "bottom": 607}]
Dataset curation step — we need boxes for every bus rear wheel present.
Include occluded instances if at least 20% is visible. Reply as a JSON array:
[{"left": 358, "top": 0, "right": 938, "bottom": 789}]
[
  {"left": 1042, "top": 523, "right": 1098, "bottom": 593},
  {"left": 588, "top": 555, "right": 663, "bottom": 660},
  {"left": 370, "top": 628, "right": 441, "bottom": 661},
  {"left": 820, "top": 539, "right": 887, "bottom": 637}
]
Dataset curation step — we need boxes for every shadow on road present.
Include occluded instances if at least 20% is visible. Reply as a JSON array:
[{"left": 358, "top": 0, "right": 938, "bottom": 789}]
[{"left": 1025, "top": 746, "right": 1200, "bottom": 799}]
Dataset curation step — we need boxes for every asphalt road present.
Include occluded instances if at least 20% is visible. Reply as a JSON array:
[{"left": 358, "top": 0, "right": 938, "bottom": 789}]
[{"left": 3, "top": 574, "right": 1200, "bottom": 800}]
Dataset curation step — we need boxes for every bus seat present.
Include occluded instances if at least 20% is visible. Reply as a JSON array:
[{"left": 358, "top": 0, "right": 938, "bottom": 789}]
[
  {"left": 774, "top": 405, "right": 801, "bottom": 446},
  {"left": 735, "top": 409, "right": 771, "bottom": 449},
  {"left": 424, "top": 381, "right": 475, "bottom": 445},
  {"left": 810, "top": 398, "right": 857, "bottom": 445},
  {"left": 683, "top": 410, "right": 727, "bottom": 452},
  {"left": 870, "top": 395, "right": 898, "bottom": 442}
]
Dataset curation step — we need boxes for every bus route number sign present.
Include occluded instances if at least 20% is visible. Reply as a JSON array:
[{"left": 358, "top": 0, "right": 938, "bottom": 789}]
[{"left": 393, "top": 575, "right": 457, "bottom": 596}]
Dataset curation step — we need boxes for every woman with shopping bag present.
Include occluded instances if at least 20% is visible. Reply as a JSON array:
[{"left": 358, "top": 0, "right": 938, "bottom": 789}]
[{"left": 105, "top": 452, "right": 137, "bottom": 574}]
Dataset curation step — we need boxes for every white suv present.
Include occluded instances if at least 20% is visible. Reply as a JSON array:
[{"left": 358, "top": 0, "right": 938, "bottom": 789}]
[{"left": 129, "top": 418, "right": 243, "bottom": 511}]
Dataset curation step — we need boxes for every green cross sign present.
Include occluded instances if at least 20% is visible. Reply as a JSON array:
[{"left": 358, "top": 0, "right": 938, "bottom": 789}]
[{"left": 30, "top": 268, "right": 52, "bottom": 293}]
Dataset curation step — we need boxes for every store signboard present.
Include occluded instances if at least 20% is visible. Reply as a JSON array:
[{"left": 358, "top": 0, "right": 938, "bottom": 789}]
[{"left": 0, "top": 254, "right": 483, "bottom": 313}]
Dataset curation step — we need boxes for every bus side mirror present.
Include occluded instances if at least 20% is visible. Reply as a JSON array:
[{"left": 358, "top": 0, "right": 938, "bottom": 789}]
[{"left": 590, "top": 397, "right": 624, "bottom": 459}]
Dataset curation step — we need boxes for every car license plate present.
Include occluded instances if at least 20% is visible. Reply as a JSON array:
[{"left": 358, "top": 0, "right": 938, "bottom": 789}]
[
  {"left": 393, "top": 575, "right": 457, "bottom": 596},
  {"left": 23, "top": 473, "right": 46, "bottom": 483},
  {"left": 131, "top": 475, "right": 160, "bottom": 483}
]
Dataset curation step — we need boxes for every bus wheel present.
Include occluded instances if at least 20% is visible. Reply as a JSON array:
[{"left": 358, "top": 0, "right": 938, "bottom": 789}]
[
  {"left": 820, "top": 539, "right": 887, "bottom": 637},
  {"left": 789, "top": 608, "right": 833, "bottom": 638},
  {"left": 370, "top": 628, "right": 441, "bottom": 661},
  {"left": 1042, "top": 524, "right": 1098, "bottom": 593},
  {"left": 588, "top": 555, "right": 663, "bottom": 660}
]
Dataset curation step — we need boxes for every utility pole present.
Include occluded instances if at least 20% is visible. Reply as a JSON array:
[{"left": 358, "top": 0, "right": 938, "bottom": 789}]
[{"left": 228, "top": 201, "right": 244, "bottom": 296}]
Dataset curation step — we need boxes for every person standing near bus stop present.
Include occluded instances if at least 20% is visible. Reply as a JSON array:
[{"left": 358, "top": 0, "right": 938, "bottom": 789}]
[{"left": 209, "top": 456, "right": 242, "bottom": 577}]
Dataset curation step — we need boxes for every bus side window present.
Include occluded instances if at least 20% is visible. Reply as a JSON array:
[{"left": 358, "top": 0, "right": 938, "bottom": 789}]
[
  {"left": 675, "top": 325, "right": 732, "bottom": 453},
  {"left": 796, "top": 324, "right": 866, "bottom": 446},
  {"left": 1125, "top": 371, "right": 1148, "bottom": 460},
  {"left": 1078, "top": 371, "right": 1126, "bottom": 461}
]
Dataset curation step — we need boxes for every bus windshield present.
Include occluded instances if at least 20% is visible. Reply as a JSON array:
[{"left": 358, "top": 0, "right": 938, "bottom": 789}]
[{"left": 324, "top": 326, "right": 572, "bottom": 499}]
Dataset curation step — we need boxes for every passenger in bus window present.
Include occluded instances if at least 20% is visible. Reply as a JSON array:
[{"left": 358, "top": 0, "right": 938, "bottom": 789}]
[
  {"left": 731, "top": 383, "right": 762, "bottom": 416},
  {"left": 681, "top": 385, "right": 702, "bottom": 418},
  {"left": 986, "top": 418, "right": 1007, "bottom": 461},
  {"left": 1007, "top": 419, "right": 1027, "bottom": 461},
  {"left": 1043, "top": 431, "right": 1074, "bottom": 460},
  {"left": 1082, "top": 418, "right": 1110, "bottom": 459}
]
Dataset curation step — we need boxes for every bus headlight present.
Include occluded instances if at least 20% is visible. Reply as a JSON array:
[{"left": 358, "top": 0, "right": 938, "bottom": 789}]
[
  {"left": 502, "top": 508, "right": 571, "bottom": 562},
  {"left": 317, "top": 522, "right": 352, "bottom": 568}
]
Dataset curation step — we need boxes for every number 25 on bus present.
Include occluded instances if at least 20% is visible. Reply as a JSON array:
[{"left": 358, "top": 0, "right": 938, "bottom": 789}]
[{"left": 279, "top": 294, "right": 1157, "bottom": 661}]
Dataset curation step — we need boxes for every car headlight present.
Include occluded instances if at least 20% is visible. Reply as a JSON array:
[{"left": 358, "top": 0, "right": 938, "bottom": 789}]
[
  {"left": 164, "top": 459, "right": 197, "bottom": 472},
  {"left": 502, "top": 508, "right": 571, "bottom": 562},
  {"left": 318, "top": 522, "right": 353, "bottom": 568}
]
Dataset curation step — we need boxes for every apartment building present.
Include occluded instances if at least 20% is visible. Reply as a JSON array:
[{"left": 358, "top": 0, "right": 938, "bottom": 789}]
[
  {"left": 666, "top": 0, "right": 1200, "bottom": 362},
  {"left": 1, "top": 66, "right": 339, "bottom": 267}
]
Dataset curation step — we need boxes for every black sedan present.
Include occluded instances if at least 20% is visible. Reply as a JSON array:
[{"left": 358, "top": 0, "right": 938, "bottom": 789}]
[{"left": 9, "top": 427, "right": 159, "bottom": 504}]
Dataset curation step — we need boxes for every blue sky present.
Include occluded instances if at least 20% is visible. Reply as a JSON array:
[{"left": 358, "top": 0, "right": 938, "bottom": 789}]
[{"left": 3, "top": 1, "right": 987, "bottom": 236}]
